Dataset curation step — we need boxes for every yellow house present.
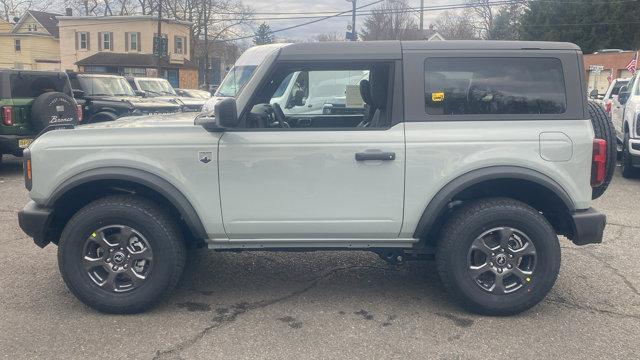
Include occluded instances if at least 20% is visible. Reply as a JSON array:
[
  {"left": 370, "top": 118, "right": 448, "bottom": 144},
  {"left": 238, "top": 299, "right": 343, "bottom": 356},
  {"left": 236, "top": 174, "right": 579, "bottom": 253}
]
[
  {"left": 0, "top": 11, "right": 61, "bottom": 70},
  {"left": 58, "top": 15, "right": 197, "bottom": 88}
]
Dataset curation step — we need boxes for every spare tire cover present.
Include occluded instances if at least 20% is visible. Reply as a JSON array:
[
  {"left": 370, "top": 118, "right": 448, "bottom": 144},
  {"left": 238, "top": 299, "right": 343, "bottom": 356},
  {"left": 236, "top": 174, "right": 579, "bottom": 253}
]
[
  {"left": 30, "top": 92, "right": 78, "bottom": 131},
  {"left": 588, "top": 100, "right": 616, "bottom": 199}
]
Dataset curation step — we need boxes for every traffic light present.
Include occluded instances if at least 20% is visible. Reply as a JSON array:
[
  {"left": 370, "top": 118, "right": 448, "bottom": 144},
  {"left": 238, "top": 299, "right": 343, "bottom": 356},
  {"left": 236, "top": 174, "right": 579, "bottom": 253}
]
[{"left": 153, "top": 36, "right": 168, "bottom": 57}]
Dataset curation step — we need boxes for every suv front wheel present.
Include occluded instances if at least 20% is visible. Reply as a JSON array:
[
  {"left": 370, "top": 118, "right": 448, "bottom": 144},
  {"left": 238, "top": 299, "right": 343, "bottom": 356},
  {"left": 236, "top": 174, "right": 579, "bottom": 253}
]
[
  {"left": 436, "top": 198, "right": 560, "bottom": 315},
  {"left": 58, "top": 195, "right": 186, "bottom": 313}
]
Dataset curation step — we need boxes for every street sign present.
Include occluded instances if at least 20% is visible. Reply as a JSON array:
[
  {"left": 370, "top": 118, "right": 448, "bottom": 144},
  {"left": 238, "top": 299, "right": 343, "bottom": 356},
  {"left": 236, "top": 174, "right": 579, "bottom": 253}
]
[
  {"left": 589, "top": 65, "right": 604, "bottom": 73},
  {"left": 153, "top": 36, "right": 168, "bottom": 57}
]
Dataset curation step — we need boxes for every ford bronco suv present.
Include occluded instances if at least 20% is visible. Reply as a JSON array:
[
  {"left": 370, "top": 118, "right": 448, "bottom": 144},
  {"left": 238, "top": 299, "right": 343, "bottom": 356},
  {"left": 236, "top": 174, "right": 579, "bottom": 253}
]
[
  {"left": 68, "top": 73, "right": 181, "bottom": 123},
  {"left": 0, "top": 70, "right": 80, "bottom": 160},
  {"left": 18, "top": 41, "right": 615, "bottom": 315}
]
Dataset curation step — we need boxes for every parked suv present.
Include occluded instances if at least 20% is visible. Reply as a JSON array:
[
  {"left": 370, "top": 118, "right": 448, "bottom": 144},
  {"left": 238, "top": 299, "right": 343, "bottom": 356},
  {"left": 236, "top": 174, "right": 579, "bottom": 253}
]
[
  {"left": 611, "top": 75, "right": 640, "bottom": 177},
  {"left": 127, "top": 77, "right": 206, "bottom": 112},
  {"left": 0, "top": 70, "right": 80, "bottom": 160},
  {"left": 68, "top": 73, "right": 181, "bottom": 123},
  {"left": 19, "top": 41, "right": 615, "bottom": 315}
]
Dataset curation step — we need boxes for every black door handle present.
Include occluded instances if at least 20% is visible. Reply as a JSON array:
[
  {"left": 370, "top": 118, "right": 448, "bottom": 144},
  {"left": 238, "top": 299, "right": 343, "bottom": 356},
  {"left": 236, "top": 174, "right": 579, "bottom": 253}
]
[{"left": 355, "top": 152, "right": 396, "bottom": 161}]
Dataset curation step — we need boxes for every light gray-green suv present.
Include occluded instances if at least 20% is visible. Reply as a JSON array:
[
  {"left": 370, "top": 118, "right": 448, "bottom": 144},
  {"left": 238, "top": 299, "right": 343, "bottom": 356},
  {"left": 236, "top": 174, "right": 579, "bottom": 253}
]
[{"left": 18, "top": 41, "right": 616, "bottom": 315}]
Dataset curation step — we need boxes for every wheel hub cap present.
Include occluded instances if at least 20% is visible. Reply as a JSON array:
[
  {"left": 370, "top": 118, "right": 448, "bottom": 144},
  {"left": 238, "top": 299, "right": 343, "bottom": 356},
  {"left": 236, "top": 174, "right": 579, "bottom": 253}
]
[
  {"left": 467, "top": 227, "right": 537, "bottom": 294},
  {"left": 82, "top": 225, "right": 154, "bottom": 293}
]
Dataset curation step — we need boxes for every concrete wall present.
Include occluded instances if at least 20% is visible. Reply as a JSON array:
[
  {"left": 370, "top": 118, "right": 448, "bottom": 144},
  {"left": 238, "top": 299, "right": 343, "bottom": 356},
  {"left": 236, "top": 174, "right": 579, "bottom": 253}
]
[{"left": 58, "top": 17, "right": 191, "bottom": 71}]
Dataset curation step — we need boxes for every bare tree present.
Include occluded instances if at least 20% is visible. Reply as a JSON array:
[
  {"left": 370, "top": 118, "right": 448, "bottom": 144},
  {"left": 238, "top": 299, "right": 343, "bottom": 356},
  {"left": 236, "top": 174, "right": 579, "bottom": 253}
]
[
  {"left": 1, "top": 0, "right": 54, "bottom": 22},
  {"left": 361, "top": 0, "right": 419, "bottom": 41},
  {"left": 467, "top": 0, "right": 493, "bottom": 39},
  {"left": 315, "top": 32, "right": 344, "bottom": 42},
  {"left": 434, "top": 10, "right": 479, "bottom": 40}
]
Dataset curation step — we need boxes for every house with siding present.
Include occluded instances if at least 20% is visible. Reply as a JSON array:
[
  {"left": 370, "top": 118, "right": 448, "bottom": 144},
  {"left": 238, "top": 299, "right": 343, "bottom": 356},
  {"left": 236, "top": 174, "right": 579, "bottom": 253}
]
[
  {"left": 57, "top": 15, "right": 197, "bottom": 88},
  {"left": 0, "top": 11, "right": 61, "bottom": 70}
]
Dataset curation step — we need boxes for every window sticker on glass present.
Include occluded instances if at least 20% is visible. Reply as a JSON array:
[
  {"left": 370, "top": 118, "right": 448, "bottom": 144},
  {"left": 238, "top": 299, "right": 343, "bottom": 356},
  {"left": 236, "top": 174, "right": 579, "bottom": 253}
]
[{"left": 432, "top": 92, "right": 445, "bottom": 102}]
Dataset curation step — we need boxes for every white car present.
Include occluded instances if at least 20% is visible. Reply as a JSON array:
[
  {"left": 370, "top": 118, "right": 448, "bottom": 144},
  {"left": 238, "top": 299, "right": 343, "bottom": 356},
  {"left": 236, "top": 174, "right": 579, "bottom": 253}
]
[
  {"left": 605, "top": 77, "right": 630, "bottom": 136},
  {"left": 612, "top": 75, "right": 640, "bottom": 177}
]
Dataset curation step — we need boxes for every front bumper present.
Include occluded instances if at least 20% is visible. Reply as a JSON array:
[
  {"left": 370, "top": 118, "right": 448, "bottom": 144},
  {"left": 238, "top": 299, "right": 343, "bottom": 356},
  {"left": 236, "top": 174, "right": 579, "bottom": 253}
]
[
  {"left": 570, "top": 208, "right": 606, "bottom": 246},
  {"left": 628, "top": 139, "right": 640, "bottom": 167},
  {"left": 18, "top": 201, "right": 54, "bottom": 248}
]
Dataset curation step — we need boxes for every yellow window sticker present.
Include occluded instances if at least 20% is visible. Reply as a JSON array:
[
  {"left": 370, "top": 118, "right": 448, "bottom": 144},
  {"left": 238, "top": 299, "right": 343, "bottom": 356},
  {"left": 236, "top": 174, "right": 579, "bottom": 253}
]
[{"left": 432, "top": 92, "right": 445, "bottom": 102}]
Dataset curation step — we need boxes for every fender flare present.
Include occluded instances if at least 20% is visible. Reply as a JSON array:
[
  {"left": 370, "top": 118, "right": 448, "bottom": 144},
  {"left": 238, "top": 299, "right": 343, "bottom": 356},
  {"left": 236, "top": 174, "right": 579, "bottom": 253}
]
[
  {"left": 89, "top": 111, "right": 118, "bottom": 122},
  {"left": 46, "top": 166, "right": 208, "bottom": 239},
  {"left": 412, "top": 166, "right": 576, "bottom": 239}
]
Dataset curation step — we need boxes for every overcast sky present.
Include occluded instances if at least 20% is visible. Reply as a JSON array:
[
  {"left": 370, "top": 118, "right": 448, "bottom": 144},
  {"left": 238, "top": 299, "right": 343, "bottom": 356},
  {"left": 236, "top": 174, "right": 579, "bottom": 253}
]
[{"left": 239, "top": 0, "right": 458, "bottom": 41}]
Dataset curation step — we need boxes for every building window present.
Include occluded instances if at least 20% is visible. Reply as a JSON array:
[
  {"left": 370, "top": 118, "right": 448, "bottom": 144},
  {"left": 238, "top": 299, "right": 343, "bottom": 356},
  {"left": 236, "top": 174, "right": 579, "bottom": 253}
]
[
  {"left": 174, "top": 36, "right": 184, "bottom": 54},
  {"left": 123, "top": 67, "right": 146, "bottom": 76},
  {"left": 78, "top": 32, "right": 88, "bottom": 50},
  {"left": 130, "top": 33, "right": 138, "bottom": 51},
  {"left": 101, "top": 32, "right": 112, "bottom": 51},
  {"left": 14, "top": 39, "right": 21, "bottom": 52},
  {"left": 27, "top": 24, "right": 37, "bottom": 32}
]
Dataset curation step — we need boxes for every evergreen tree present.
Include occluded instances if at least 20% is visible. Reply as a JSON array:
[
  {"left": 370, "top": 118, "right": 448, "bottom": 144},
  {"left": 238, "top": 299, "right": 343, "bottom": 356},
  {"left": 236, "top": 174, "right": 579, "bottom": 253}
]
[
  {"left": 253, "top": 23, "right": 274, "bottom": 45},
  {"left": 519, "top": 0, "right": 640, "bottom": 53}
]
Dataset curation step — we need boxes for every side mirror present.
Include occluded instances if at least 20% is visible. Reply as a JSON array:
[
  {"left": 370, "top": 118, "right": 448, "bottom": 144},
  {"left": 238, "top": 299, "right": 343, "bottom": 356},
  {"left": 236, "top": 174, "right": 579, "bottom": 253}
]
[
  {"left": 618, "top": 86, "right": 630, "bottom": 104},
  {"left": 195, "top": 97, "right": 238, "bottom": 132},
  {"left": 134, "top": 90, "right": 146, "bottom": 97},
  {"left": 72, "top": 89, "right": 85, "bottom": 99}
]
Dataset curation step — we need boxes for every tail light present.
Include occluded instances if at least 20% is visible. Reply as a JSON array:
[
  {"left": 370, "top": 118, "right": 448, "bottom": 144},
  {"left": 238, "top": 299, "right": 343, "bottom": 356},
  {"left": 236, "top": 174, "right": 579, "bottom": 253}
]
[
  {"left": 1, "top": 106, "right": 12, "bottom": 126},
  {"left": 76, "top": 104, "right": 83, "bottom": 123},
  {"left": 605, "top": 100, "right": 612, "bottom": 114},
  {"left": 591, "top": 139, "right": 607, "bottom": 187}
]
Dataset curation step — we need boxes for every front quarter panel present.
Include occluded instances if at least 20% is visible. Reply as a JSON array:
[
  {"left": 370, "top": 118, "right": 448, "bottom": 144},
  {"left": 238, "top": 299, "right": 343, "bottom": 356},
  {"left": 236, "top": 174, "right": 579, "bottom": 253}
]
[{"left": 28, "top": 125, "right": 224, "bottom": 238}]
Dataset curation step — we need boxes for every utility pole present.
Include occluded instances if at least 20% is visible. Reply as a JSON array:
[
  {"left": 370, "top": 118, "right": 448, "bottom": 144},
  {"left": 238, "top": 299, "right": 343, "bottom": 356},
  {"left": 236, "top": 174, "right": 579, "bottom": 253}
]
[
  {"left": 419, "top": 0, "right": 424, "bottom": 30},
  {"left": 204, "top": 0, "right": 209, "bottom": 89},
  {"left": 351, "top": 0, "right": 357, "bottom": 41},
  {"left": 156, "top": 0, "right": 162, "bottom": 76}
]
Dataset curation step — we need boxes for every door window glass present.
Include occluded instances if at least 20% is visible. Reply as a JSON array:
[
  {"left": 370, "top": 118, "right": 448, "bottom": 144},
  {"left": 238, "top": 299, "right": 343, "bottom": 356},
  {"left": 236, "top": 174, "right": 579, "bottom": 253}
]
[{"left": 425, "top": 57, "right": 566, "bottom": 115}]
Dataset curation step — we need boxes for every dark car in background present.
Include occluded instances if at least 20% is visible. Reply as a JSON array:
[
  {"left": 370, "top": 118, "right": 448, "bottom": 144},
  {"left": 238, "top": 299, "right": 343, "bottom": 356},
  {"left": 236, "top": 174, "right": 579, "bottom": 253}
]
[
  {"left": 0, "top": 70, "right": 80, "bottom": 160},
  {"left": 69, "top": 73, "right": 181, "bottom": 123},
  {"left": 127, "top": 77, "right": 206, "bottom": 112}
]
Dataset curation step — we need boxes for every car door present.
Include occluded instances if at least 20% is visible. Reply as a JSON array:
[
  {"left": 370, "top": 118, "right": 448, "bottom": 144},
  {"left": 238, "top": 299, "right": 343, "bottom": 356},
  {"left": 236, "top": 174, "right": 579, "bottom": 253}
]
[{"left": 217, "top": 62, "right": 406, "bottom": 240}]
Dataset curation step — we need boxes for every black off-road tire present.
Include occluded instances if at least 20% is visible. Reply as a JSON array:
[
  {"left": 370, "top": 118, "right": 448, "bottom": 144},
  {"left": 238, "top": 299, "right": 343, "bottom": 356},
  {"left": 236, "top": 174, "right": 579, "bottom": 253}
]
[
  {"left": 58, "top": 195, "right": 185, "bottom": 314},
  {"left": 436, "top": 198, "right": 561, "bottom": 316},
  {"left": 588, "top": 100, "right": 616, "bottom": 199},
  {"left": 621, "top": 132, "right": 639, "bottom": 178},
  {"left": 30, "top": 92, "right": 78, "bottom": 131}
]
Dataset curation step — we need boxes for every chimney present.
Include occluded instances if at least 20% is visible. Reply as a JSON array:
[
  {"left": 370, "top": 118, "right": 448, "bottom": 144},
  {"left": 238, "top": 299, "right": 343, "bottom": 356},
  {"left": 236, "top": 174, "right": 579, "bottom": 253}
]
[{"left": 65, "top": 8, "right": 73, "bottom": 16}]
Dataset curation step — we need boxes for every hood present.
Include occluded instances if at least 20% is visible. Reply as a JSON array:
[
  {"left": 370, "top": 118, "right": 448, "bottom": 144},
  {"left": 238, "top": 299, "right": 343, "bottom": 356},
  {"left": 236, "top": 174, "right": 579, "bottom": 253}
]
[
  {"left": 88, "top": 95, "right": 181, "bottom": 109},
  {"left": 79, "top": 112, "right": 199, "bottom": 129},
  {"left": 152, "top": 96, "right": 206, "bottom": 106}
]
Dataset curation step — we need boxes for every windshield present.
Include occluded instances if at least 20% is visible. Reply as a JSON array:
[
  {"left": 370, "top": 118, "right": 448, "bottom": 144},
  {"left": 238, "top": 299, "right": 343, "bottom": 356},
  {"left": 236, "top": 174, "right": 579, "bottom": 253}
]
[
  {"left": 138, "top": 79, "right": 177, "bottom": 96},
  {"left": 78, "top": 76, "right": 135, "bottom": 97},
  {"left": 216, "top": 65, "right": 257, "bottom": 97}
]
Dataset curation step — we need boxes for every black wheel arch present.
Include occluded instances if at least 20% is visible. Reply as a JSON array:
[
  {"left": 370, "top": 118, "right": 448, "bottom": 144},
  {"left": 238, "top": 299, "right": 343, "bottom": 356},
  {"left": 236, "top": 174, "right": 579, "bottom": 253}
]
[
  {"left": 45, "top": 167, "right": 208, "bottom": 245},
  {"left": 413, "top": 166, "right": 576, "bottom": 244}
]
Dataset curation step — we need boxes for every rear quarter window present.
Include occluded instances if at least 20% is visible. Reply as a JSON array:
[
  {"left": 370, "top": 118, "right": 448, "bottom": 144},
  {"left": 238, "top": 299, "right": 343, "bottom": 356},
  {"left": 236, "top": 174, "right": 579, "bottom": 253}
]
[
  {"left": 10, "top": 74, "right": 71, "bottom": 98},
  {"left": 425, "top": 57, "right": 566, "bottom": 116}
]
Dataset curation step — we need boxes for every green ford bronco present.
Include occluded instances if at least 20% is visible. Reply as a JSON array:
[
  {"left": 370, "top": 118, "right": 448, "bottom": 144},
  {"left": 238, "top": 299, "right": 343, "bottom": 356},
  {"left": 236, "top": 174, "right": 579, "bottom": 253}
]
[{"left": 0, "top": 70, "right": 80, "bottom": 161}]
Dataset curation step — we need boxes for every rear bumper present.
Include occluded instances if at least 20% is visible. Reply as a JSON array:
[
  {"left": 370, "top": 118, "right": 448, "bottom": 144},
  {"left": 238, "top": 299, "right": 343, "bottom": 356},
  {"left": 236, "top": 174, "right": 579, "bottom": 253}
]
[
  {"left": 18, "top": 201, "right": 53, "bottom": 248},
  {"left": 570, "top": 208, "right": 606, "bottom": 246},
  {"left": 0, "top": 135, "right": 27, "bottom": 156}
]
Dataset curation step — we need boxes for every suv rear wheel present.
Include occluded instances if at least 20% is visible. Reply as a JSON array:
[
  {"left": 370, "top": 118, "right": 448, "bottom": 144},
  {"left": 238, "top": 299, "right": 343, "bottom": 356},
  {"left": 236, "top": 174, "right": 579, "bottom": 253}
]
[
  {"left": 58, "top": 195, "right": 185, "bottom": 313},
  {"left": 436, "top": 198, "right": 560, "bottom": 315}
]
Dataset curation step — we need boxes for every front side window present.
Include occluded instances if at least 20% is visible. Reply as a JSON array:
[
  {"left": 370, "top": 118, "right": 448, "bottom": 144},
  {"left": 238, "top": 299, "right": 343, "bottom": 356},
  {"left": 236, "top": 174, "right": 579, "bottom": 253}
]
[
  {"left": 241, "top": 63, "right": 391, "bottom": 130},
  {"left": 77, "top": 76, "right": 135, "bottom": 97},
  {"left": 425, "top": 57, "right": 566, "bottom": 115},
  {"left": 14, "top": 39, "right": 20, "bottom": 52}
]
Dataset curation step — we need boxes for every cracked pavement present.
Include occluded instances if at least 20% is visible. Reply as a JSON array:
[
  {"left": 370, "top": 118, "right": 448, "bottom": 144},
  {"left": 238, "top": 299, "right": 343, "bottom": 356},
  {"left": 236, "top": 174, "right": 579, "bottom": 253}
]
[{"left": 0, "top": 155, "right": 638, "bottom": 359}]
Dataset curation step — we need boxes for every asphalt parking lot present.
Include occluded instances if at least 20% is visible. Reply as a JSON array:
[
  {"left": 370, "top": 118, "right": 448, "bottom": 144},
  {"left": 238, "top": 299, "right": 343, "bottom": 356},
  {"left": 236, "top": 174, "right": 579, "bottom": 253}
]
[{"left": 0, "top": 155, "right": 638, "bottom": 359}]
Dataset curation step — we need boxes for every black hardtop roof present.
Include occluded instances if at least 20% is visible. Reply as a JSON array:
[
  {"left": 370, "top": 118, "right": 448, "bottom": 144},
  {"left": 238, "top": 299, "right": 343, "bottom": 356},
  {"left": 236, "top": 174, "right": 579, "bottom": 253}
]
[{"left": 277, "top": 40, "right": 581, "bottom": 61}]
